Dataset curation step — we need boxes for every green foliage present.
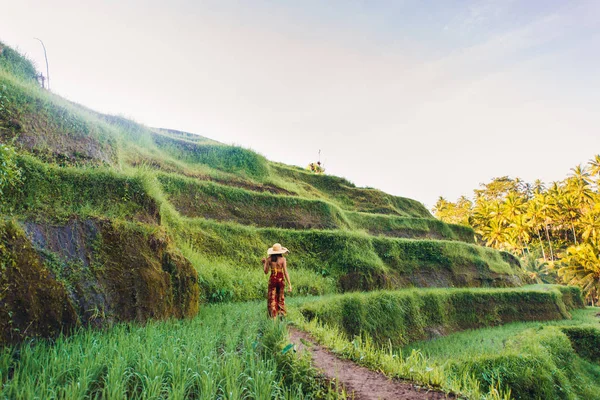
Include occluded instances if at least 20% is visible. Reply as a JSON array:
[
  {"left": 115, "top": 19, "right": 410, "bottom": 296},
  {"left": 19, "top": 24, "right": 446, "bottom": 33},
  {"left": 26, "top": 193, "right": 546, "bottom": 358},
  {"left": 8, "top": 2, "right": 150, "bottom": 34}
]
[
  {"left": 300, "top": 285, "right": 583, "bottom": 347},
  {"left": 290, "top": 304, "right": 513, "bottom": 400},
  {"left": 295, "top": 294, "right": 598, "bottom": 400},
  {"left": 432, "top": 157, "right": 600, "bottom": 304},
  {"left": 0, "top": 302, "right": 324, "bottom": 399},
  {"left": 0, "top": 43, "right": 37, "bottom": 82},
  {"left": 0, "top": 142, "right": 21, "bottom": 197},
  {"left": 403, "top": 307, "right": 600, "bottom": 399},
  {"left": 1, "top": 155, "right": 158, "bottom": 221},
  {"left": 272, "top": 164, "right": 433, "bottom": 218},
  {"left": 561, "top": 325, "right": 600, "bottom": 363},
  {"left": 346, "top": 211, "right": 475, "bottom": 242},
  {"left": 153, "top": 133, "right": 270, "bottom": 178},
  {"left": 159, "top": 172, "right": 351, "bottom": 229},
  {"left": 177, "top": 218, "right": 521, "bottom": 295}
]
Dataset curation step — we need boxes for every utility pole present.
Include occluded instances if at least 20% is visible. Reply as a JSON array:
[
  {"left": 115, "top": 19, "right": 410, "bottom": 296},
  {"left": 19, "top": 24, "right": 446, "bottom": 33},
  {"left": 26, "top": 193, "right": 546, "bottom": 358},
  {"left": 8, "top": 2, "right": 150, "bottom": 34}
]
[{"left": 34, "top": 38, "right": 49, "bottom": 90}]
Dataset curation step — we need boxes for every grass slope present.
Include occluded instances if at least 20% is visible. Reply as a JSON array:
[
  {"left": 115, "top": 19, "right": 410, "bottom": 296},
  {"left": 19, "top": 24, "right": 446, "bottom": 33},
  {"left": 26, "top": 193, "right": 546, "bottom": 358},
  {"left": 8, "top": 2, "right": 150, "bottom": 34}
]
[
  {"left": 406, "top": 307, "right": 600, "bottom": 399},
  {"left": 176, "top": 218, "right": 524, "bottom": 299},
  {"left": 299, "top": 285, "right": 583, "bottom": 347}
]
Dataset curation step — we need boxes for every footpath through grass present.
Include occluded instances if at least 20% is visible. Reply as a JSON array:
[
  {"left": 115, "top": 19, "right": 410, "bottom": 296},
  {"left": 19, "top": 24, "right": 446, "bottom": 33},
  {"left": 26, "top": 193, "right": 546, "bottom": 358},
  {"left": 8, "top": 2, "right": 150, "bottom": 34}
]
[
  {"left": 291, "top": 289, "right": 600, "bottom": 400},
  {"left": 0, "top": 301, "right": 334, "bottom": 400}
]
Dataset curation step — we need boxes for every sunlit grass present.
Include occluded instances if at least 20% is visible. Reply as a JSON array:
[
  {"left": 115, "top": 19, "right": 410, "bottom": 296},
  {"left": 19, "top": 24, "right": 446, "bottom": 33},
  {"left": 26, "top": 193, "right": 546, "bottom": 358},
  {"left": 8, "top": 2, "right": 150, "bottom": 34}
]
[{"left": 0, "top": 302, "right": 323, "bottom": 399}]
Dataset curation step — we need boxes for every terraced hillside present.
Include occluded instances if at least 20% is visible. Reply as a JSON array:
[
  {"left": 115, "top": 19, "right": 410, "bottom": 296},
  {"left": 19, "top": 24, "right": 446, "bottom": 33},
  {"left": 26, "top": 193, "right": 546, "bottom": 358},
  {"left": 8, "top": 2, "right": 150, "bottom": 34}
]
[
  {"left": 0, "top": 42, "right": 527, "bottom": 344},
  {"left": 2, "top": 41, "right": 599, "bottom": 400}
]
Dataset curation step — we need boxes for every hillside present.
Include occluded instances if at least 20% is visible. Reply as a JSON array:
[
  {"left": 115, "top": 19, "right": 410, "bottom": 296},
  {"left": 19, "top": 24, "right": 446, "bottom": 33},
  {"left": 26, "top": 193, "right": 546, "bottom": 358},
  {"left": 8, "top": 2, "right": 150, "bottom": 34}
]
[
  {"left": 0, "top": 42, "right": 530, "bottom": 343},
  {"left": 2, "top": 41, "right": 599, "bottom": 400}
]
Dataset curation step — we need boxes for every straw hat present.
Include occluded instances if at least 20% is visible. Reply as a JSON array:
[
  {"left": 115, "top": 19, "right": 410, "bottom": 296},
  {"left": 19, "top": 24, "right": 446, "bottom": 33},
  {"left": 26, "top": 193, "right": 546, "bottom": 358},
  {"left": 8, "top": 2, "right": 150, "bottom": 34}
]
[{"left": 267, "top": 243, "right": 289, "bottom": 255}]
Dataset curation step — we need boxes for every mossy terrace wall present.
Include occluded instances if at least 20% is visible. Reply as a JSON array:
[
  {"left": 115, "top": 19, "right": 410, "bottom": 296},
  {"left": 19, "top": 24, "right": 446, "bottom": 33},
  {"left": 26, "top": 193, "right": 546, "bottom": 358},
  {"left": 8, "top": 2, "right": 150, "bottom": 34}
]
[
  {"left": 271, "top": 164, "right": 433, "bottom": 218},
  {"left": 0, "top": 218, "right": 198, "bottom": 345},
  {"left": 158, "top": 173, "right": 350, "bottom": 229},
  {"left": 179, "top": 219, "right": 524, "bottom": 293},
  {"left": 300, "top": 285, "right": 584, "bottom": 347}
]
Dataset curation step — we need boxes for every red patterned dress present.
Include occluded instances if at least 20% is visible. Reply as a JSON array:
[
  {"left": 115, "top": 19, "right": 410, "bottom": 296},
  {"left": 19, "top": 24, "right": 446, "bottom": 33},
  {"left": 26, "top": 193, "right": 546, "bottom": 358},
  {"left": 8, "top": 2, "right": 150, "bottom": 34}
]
[{"left": 268, "top": 264, "right": 286, "bottom": 318}]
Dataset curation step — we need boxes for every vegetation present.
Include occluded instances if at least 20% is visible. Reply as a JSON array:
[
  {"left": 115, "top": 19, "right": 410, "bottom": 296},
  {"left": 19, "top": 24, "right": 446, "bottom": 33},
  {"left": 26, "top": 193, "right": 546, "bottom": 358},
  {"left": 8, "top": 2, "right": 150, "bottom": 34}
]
[
  {"left": 293, "top": 293, "right": 599, "bottom": 399},
  {"left": 299, "top": 285, "right": 583, "bottom": 347},
  {"left": 0, "top": 142, "right": 21, "bottom": 196},
  {"left": 0, "top": 301, "right": 338, "bottom": 399},
  {"left": 406, "top": 307, "right": 600, "bottom": 399},
  {"left": 346, "top": 211, "right": 475, "bottom": 242},
  {"left": 0, "top": 42, "right": 37, "bottom": 82},
  {"left": 176, "top": 218, "right": 523, "bottom": 295},
  {"left": 4, "top": 39, "right": 596, "bottom": 399},
  {"left": 434, "top": 158, "right": 600, "bottom": 304}
]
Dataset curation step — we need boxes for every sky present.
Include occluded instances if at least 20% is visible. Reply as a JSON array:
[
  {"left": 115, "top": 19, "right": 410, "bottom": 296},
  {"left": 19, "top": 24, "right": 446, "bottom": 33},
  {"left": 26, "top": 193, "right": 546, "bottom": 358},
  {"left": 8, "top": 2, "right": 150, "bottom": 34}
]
[{"left": 2, "top": 0, "right": 599, "bottom": 209}]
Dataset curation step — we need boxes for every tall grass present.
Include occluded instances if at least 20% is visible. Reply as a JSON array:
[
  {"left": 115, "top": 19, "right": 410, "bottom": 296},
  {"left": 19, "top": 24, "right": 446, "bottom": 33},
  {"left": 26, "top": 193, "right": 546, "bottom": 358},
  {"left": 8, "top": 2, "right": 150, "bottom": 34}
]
[
  {"left": 299, "top": 285, "right": 583, "bottom": 347},
  {"left": 158, "top": 172, "right": 351, "bottom": 230},
  {"left": 407, "top": 308, "right": 600, "bottom": 399},
  {"left": 271, "top": 164, "right": 432, "bottom": 218},
  {"left": 346, "top": 211, "right": 475, "bottom": 243},
  {"left": 0, "top": 42, "right": 38, "bottom": 82},
  {"left": 153, "top": 133, "right": 270, "bottom": 179},
  {"left": 289, "top": 307, "right": 512, "bottom": 400},
  {"left": 292, "top": 295, "right": 599, "bottom": 399},
  {"left": 179, "top": 241, "right": 338, "bottom": 303},
  {"left": 0, "top": 302, "right": 325, "bottom": 399}
]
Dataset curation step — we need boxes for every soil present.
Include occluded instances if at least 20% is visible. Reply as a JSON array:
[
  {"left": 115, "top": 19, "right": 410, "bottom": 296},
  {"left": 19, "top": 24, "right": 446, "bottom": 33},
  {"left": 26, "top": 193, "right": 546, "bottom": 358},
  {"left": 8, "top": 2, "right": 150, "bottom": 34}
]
[{"left": 288, "top": 327, "right": 454, "bottom": 400}]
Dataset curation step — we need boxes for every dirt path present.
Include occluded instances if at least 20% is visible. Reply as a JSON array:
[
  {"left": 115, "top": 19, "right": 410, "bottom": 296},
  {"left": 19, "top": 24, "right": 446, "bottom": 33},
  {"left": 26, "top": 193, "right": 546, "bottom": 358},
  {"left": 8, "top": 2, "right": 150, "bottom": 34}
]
[{"left": 288, "top": 327, "right": 453, "bottom": 400}]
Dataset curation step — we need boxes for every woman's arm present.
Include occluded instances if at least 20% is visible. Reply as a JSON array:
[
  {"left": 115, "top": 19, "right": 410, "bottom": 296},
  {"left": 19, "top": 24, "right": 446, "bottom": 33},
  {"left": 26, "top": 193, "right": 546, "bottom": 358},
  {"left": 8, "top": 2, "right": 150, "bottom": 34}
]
[
  {"left": 283, "top": 258, "right": 292, "bottom": 292},
  {"left": 262, "top": 257, "right": 269, "bottom": 274}
]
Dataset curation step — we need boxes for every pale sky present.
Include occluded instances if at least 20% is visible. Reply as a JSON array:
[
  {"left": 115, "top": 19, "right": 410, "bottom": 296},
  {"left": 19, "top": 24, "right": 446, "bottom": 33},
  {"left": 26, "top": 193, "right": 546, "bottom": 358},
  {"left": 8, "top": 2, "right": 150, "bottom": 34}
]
[{"left": 2, "top": 1, "right": 599, "bottom": 209}]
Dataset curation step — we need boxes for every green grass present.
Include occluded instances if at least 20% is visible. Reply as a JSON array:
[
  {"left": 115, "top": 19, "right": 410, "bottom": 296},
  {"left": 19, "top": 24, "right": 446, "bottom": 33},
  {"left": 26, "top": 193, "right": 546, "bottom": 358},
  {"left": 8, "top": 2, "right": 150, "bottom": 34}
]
[
  {"left": 0, "top": 70, "right": 119, "bottom": 166},
  {"left": 0, "top": 301, "right": 333, "bottom": 399},
  {"left": 271, "top": 164, "right": 433, "bottom": 218},
  {"left": 0, "top": 42, "right": 37, "bottom": 82},
  {"left": 406, "top": 308, "right": 600, "bottom": 399},
  {"left": 300, "top": 285, "right": 583, "bottom": 347},
  {"left": 346, "top": 211, "right": 475, "bottom": 242},
  {"left": 291, "top": 291, "right": 598, "bottom": 399},
  {"left": 158, "top": 172, "right": 351, "bottom": 230},
  {"left": 153, "top": 132, "right": 270, "bottom": 179},
  {"left": 177, "top": 218, "right": 524, "bottom": 294},
  {"left": 1, "top": 155, "right": 158, "bottom": 222}
]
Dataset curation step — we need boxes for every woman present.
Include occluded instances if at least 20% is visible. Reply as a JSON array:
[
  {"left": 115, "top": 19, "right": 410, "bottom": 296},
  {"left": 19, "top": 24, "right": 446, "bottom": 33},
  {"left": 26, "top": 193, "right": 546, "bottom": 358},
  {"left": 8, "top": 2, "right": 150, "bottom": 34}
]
[{"left": 262, "top": 243, "right": 292, "bottom": 318}]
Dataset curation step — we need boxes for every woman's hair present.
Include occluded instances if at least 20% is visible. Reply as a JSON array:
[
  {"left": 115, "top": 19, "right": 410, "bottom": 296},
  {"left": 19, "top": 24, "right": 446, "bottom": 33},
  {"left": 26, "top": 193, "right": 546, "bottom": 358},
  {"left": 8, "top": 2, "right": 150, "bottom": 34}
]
[{"left": 270, "top": 254, "right": 281, "bottom": 262}]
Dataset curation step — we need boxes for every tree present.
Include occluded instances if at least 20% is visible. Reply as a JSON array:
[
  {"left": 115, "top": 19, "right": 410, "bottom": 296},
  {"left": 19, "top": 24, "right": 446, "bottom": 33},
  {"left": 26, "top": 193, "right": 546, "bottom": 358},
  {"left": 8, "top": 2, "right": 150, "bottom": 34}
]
[
  {"left": 432, "top": 196, "right": 472, "bottom": 226},
  {"left": 558, "top": 243, "right": 600, "bottom": 306}
]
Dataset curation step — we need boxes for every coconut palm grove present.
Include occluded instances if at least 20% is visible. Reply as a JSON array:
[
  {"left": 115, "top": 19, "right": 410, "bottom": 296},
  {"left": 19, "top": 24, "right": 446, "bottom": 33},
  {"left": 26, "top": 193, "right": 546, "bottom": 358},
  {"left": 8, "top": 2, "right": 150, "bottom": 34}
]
[
  {"left": 433, "top": 162, "right": 600, "bottom": 306},
  {"left": 1, "top": 30, "right": 600, "bottom": 400}
]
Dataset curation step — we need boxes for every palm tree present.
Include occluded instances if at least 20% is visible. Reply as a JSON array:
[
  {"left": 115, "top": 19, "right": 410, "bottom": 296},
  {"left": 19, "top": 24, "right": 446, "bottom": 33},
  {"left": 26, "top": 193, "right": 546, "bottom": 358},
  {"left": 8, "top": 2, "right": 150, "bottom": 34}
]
[
  {"left": 580, "top": 205, "right": 600, "bottom": 246},
  {"left": 508, "top": 213, "right": 531, "bottom": 256},
  {"left": 523, "top": 255, "right": 556, "bottom": 284},
  {"left": 480, "top": 216, "right": 509, "bottom": 250},
  {"left": 533, "top": 192, "right": 556, "bottom": 260},
  {"left": 560, "top": 193, "right": 582, "bottom": 245},
  {"left": 527, "top": 198, "right": 548, "bottom": 260},
  {"left": 558, "top": 243, "right": 600, "bottom": 306},
  {"left": 532, "top": 179, "right": 546, "bottom": 195},
  {"left": 588, "top": 154, "right": 600, "bottom": 184}
]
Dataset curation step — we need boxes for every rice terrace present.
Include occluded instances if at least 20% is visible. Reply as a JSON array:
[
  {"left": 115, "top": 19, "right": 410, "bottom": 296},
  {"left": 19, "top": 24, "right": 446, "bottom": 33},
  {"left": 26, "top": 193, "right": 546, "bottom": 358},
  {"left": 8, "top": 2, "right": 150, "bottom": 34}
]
[{"left": 2, "top": 3, "right": 600, "bottom": 399}]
